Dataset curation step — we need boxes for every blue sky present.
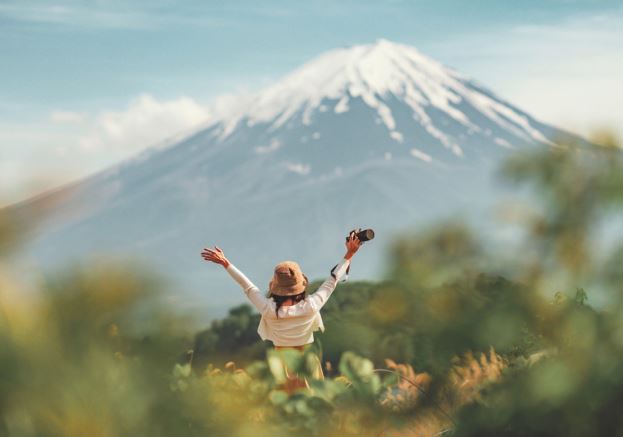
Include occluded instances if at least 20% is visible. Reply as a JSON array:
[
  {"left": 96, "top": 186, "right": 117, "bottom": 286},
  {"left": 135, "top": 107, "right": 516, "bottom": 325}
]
[{"left": 1, "top": 0, "right": 623, "bottom": 204}]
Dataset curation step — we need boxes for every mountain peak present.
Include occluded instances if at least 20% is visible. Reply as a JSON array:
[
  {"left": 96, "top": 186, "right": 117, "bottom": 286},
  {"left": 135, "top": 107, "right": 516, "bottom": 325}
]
[
  {"left": 253, "top": 38, "right": 457, "bottom": 109},
  {"left": 343, "top": 39, "right": 447, "bottom": 74},
  {"left": 214, "top": 40, "right": 458, "bottom": 132},
  {"left": 212, "top": 40, "right": 550, "bottom": 152}
]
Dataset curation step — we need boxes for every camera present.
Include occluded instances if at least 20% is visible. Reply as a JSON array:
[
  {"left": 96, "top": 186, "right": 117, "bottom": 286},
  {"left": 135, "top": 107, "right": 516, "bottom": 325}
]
[{"left": 346, "top": 228, "right": 375, "bottom": 242}]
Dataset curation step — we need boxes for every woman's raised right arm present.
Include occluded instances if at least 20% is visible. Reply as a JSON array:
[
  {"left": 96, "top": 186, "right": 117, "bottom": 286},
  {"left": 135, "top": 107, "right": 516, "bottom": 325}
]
[
  {"left": 202, "top": 246, "right": 271, "bottom": 314},
  {"left": 307, "top": 257, "right": 351, "bottom": 311},
  {"left": 308, "top": 231, "right": 362, "bottom": 311}
]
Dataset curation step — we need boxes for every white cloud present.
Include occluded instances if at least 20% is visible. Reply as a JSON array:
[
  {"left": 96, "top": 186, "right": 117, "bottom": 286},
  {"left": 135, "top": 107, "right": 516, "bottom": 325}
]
[
  {"left": 1, "top": 93, "right": 212, "bottom": 204},
  {"left": 0, "top": 157, "right": 78, "bottom": 207},
  {"left": 431, "top": 10, "right": 623, "bottom": 139},
  {"left": 0, "top": 3, "right": 153, "bottom": 29},
  {"left": 0, "top": 2, "right": 227, "bottom": 29},
  {"left": 78, "top": 94, "right": 210, "bottom": 152},
  {"left": 50, "top": 110, "right": 85, "bottom": 124},
  {"left": 502, "top": 14, "right": 623, "bottom": 138}
]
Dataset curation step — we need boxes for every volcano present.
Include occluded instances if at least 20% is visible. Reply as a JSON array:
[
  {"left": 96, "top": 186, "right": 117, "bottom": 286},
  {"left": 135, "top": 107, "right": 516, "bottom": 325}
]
[{"left": 8, "top": 40, "right": 580, "bottom": 317}]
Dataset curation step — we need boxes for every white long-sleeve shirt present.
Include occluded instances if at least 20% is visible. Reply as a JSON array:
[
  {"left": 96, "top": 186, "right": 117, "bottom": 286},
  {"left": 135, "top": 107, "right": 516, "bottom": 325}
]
[{"left": 225, "top": 258, "right": 351, "bottom": 346}]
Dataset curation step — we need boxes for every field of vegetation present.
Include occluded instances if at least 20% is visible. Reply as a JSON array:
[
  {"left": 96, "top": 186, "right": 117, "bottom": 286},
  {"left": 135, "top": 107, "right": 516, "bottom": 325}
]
[{"left": 2, "top": 133, "right": 623, "bottom": 436}]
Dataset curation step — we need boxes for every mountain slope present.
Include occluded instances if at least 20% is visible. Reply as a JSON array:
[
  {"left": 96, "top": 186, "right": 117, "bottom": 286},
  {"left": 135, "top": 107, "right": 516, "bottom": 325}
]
[
  {"left": 9, "top": 40, "right": 580, "bottom": 318},
  {"left": 210, "top": 39, "right": 551, "bottom": 153}
]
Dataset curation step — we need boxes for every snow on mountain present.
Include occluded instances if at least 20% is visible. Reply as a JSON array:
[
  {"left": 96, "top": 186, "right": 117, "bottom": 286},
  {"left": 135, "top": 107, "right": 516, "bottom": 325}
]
[
  {"left": 8, "top": 40, "right": 579, "bottom": 319},
  {"left": 208, "top": 39, "right": 551, "bottom": 154}
]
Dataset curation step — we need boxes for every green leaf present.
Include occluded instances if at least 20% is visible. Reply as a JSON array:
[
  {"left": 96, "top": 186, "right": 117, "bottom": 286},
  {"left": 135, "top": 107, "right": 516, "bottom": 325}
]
[{"left": 267, "top": 351, "right": 287, "bottom": 384}]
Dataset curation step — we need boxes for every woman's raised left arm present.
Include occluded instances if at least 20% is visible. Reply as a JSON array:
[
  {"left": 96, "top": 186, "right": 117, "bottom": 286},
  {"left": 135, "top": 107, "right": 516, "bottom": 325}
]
[{"left": 201, "top": 246, "right": 271, "bottom": 314}]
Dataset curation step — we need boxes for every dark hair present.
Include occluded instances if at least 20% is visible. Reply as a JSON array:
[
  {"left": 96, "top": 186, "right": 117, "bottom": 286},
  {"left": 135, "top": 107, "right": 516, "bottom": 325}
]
[{"left": 272, "top": 291, "right": 306, "bottom": 317}]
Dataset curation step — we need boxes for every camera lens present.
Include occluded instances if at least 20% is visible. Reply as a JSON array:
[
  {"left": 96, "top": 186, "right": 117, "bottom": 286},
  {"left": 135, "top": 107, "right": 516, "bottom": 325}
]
[
  {"left": 346, "top": 228, "right": 375, "bottom": 242},
  {"left": 357, "top": 229, "right": 375, "bottom": 242}
]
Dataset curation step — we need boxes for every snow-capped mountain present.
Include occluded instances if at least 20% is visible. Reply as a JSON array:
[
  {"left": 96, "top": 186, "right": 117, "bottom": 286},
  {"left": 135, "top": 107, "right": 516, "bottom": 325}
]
[
  {"left": 210, "top": 39, "right": 551, "bottom": 154},
  {"left": 9, "top": 40, "right": 579, "bottom": 318}
]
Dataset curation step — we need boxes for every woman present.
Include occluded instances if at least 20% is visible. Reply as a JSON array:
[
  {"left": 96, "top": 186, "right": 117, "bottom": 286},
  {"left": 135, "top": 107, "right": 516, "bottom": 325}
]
[{"left": 201, "top": 231, "right": 363, "bottom": 390}]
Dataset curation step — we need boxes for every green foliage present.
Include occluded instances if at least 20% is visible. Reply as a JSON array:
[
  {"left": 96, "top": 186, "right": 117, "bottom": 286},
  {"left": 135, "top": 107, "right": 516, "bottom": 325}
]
[
  {"left": 193, "top": 304, "right": 268, "bottom": 369},
  {"left": 453, "top": 136, "right": 623, "bottom": 436},
  {"left": 2, "top": 133, "right": 623, "bottom": 435}
]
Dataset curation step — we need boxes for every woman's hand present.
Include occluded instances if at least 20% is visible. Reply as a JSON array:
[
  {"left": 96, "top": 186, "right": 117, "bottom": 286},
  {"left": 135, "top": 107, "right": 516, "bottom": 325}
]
[
  {"left": 201, "top": 246, "right": 230, "bottom": 268},
  {"left": 344, "top": 230, "right": 362, "bottom": 260}
]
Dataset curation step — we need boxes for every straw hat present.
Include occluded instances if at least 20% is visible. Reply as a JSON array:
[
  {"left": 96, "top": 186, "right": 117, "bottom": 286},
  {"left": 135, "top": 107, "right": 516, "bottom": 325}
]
[{"left": 268, "top": 260, "right": 309, "bottom": 296}]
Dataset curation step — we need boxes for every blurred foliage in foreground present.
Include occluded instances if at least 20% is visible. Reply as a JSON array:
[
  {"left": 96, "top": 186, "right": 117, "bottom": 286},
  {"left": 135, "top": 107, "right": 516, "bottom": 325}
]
[{"left": 2, "top": 134, "right": 623, "bottom": 436}]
